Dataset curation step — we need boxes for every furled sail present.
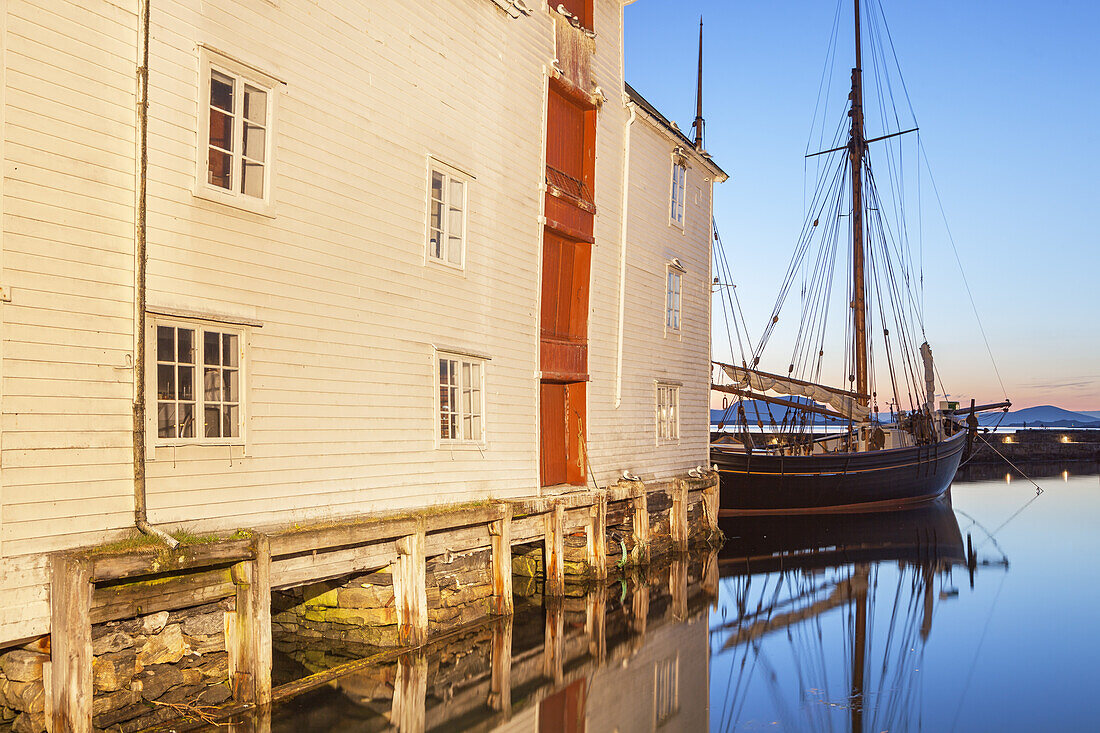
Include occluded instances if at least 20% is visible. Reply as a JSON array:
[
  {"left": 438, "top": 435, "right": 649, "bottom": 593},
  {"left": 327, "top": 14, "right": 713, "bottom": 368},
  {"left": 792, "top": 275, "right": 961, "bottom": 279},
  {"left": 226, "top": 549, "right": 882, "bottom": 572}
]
[{"left": 717, "top": 362, "right": 871, "bottom": 421}]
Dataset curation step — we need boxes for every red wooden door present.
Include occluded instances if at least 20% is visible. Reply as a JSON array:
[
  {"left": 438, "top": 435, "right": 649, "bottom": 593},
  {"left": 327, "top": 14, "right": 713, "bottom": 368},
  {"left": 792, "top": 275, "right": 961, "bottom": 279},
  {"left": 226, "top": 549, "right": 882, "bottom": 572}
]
[{"left": 540, "top": 382, "right": 567, "bottom": 486}]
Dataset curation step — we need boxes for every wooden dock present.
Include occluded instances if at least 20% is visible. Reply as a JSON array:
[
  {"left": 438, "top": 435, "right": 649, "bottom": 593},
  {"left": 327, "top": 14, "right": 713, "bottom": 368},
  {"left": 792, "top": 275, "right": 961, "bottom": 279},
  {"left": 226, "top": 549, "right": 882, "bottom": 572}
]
[{"left": 44, "top": 474, "right": 719, "bottom": 731}]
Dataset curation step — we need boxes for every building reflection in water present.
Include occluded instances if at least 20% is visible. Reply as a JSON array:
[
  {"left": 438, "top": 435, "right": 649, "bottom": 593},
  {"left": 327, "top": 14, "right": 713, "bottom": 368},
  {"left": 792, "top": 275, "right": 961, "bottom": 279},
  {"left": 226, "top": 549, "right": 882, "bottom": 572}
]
[{"left": 220, "top": 498, "right": 994, "bottom": 732}]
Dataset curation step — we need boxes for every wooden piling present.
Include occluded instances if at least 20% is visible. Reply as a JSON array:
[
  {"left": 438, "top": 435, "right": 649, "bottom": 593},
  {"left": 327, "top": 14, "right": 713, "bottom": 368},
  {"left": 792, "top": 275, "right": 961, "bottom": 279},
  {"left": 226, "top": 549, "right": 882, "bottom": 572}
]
[
  {"left": 228, "top": 534, "right": 272, "bottom": 706},
  {"left": 586, "top": 493, "right": 608, "bottom": 578},
  {"left": 670, "top": 556, "right": 688, "bottom": 620},
  {"left": 395, "top": 527, "right": 429, "bottom": 647},
  {"left": 49, "top": 553, "right": 92, "bottom": 733},
  {"left": 670, "top": 479, "right": 689, "bottom": 551},
  {"left": 544, "top": 502, "right": 565, "bottom": 595},
  {"left": 702, "top": 477, "right": 720, "bottom": 533},
  {"left": 631, "top": 482, "right": 650, "bottom": 565},
  {"left": 489, "top": 505, "right": 514, "bottom": 615},
  {"left": 585, "top": 584, "right": 607, "bottom": 663},
  {"left": 630, "top": 579, "right": 649, "bottom": 638}
]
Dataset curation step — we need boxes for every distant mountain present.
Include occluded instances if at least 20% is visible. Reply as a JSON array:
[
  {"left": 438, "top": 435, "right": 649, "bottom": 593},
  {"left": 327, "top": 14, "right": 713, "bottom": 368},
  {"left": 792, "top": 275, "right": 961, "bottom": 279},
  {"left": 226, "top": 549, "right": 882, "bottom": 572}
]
[
  {"left": 711, "top": 400, "right": 848, "bottom": 427},
  {"left": 1080, "top": 411, "right": 1100, "bottom": 420},
  {"left": 977, "top": 405, "right": 1100, "bottom": 428}
]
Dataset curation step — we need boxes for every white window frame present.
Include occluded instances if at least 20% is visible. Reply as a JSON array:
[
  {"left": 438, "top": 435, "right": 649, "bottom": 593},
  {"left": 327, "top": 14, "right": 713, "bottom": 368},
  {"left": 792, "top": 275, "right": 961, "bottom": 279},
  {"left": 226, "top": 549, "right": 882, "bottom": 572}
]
[
  {"left": 654, "top": 654, "right": 680, "bottom": 726},
  {"left": 669, "top": 158, "right": 687, "bottom": 228},
  {"left": 195, "top": 48, "right": 279, "bottom": 216},
  {"left": 656, "top": 383, "right": 680, "bottom": 444},
  {"left": 665, "top": 262, "right": 683, "bottom": 334},
  {"left": 149, "top": 316, "right": 248, "bottom": 447},
  {"left": 436, "top": 350, "right": 486, "bottom": 446},
  {"left": 425, "top": 159, "right": 472, "bottom": 270}
]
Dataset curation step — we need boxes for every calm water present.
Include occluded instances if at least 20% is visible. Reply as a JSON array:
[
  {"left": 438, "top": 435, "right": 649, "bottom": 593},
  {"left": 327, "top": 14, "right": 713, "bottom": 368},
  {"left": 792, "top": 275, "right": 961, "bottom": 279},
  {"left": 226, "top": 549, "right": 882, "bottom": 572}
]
[{"left": 225, "top": 464, "right": 1100, "bottom": 732}]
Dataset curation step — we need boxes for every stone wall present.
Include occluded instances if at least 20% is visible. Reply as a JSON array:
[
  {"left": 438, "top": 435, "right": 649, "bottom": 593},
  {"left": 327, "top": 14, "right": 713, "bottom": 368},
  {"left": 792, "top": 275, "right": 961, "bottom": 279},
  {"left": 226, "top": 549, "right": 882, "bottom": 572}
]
[
  {"left": 272, "top": 548, "right": 496, "bottom": 671},
  {"left": 0, "top": 603, "right": 231, "bottom": 733}
]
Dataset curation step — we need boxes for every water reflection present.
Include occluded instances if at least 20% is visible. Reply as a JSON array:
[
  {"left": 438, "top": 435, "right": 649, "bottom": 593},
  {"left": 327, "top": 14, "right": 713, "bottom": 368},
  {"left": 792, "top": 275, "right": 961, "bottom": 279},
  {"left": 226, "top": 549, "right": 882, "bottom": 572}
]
[{"left": 711, "top": 500, "right": 975, "bottom": 732}]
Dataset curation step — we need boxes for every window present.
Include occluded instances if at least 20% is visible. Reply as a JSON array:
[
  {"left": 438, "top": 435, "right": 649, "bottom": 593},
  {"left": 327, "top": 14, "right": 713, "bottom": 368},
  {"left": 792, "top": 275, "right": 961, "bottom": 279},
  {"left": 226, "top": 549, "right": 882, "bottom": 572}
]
[
  {"left": 438, "top": 354, "right": 484, "bottom": 443},
  {"left": 654, "top": 656, "right": 679, "bottom": 726},
  {"left": 656, "top": 384, "right": 679, "bottom": 442},
  {"left": 199, "top": 51, "right": 277, "bottom": 211},
  {"left": 665, "top": 266, "right": 682, "bottom": 332},
  {"left": 155, "top": 322, "right": 243, "bottom": 443},
  {"left": 670, "top": 161, "right": 686, "bottom": 226},
  {"left": 427, "top": 165, "right": 467, "bottom": 267}
]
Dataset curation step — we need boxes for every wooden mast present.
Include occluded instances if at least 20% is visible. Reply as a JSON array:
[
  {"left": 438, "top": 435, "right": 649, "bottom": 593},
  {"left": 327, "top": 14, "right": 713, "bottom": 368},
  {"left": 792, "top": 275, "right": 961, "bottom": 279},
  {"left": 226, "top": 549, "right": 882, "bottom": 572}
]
[
  {"left": 850, "top": 0, "right": 869, "bottom": 402},
  {"left": 692, "top": 17, "right": 705, "bottom": 151}
]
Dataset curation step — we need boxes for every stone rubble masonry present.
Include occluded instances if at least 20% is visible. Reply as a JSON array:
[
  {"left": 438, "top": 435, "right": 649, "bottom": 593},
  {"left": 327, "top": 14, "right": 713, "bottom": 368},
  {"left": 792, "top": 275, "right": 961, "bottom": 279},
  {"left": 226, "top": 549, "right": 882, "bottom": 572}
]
[{"left": 0, "top": 602, "right": 231, "bottom": 733}]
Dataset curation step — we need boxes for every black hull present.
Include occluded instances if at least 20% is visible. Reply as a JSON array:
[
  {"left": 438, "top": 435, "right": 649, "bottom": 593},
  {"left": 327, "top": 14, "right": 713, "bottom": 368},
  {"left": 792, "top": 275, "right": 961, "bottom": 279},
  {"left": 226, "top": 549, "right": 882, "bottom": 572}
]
[{"left": 712, "top": 430, "right": 966, "bottom": 515}]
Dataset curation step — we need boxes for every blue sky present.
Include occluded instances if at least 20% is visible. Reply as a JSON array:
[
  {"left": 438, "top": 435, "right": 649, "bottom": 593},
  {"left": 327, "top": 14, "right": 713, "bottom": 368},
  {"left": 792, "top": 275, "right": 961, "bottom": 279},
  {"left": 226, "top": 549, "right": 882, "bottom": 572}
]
[{"left": 624, "top": 1, "right": 1100, "bottom": 410}]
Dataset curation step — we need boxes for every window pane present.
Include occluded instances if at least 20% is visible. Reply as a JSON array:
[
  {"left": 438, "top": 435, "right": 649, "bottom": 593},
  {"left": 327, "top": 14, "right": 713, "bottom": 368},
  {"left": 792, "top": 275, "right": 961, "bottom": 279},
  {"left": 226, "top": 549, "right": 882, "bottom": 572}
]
[
  {"left": 205, "top": 367, "right": 222, "bottom": 402},
  {"left": 449, "top": 180, "right": 463, "bottom": 209},
  {"left": 158, "top": 364, "right": 176, "bottom": 400},
  {"left": 224, "top": 405, "right": 239, "bottom": 438},
  {"left": 208, "top": 148, "right": 231, "bottom": 189},
  {"left": 222, "top": 334, "right": 239, "bottom": 366},
  {"left": 177, "top": 328, "right": 194, "bottom": 364},
  {"left": 243, "top": 85, "right": 267, "bottom": 124},
  {"left": 179, "top": 403, "right": 195, "bottom": 438},
  {"left": 209, "top": 108, "right": 233, "bottom": 152},
  {"left": 242, "top": 160, "right": 264, "bottom": 198},
  {"left": 205, "top": 331, "right": 221, "bottom": 365},
  {"left": 205, "top": 406, "right": 221, "bottom": 438},
  {"left": 158, "top": 403, "right": 176, "bottom": 438},
  {"left": 243, "top": 122, "right": 266, "bottom": 162},
  {"left": 210, "top": 71, "right": 234, "bottom": 112},
  {"left": 178, "top": 366, "right": 194, "bottom": 401},
  {"left": 223, "top": 369, "right": 239, "bottom": 402},
  {"left": 447, "top": 236, "right": 462, "bottom": 265},
  {"left": 431, "top": 171, "right": 444, "bottom": 202},
  {"left": 157, "top": 326, "right": 174, "bottom": 361}
]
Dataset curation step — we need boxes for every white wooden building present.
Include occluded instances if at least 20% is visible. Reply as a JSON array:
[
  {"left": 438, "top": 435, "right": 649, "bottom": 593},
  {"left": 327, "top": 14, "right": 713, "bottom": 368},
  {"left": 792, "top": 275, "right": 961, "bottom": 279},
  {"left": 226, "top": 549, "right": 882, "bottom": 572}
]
[{"left": 0, "top": 0, "right": 724, "bottom": 646}]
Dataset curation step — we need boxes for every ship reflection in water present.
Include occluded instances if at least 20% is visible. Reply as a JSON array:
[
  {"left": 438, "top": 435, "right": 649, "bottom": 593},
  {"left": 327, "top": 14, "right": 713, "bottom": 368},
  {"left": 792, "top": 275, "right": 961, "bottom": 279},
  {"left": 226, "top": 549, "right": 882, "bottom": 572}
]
[{"left": 218, "top": 471, "right": 1100, "bottom": 731}]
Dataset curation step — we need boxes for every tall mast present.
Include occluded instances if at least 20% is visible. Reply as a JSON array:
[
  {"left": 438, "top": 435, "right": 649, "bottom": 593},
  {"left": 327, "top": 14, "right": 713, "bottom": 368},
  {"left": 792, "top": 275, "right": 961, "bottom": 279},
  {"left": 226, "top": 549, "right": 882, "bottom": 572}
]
[
  {"left": 850, "top": 0, "right": 868, "bottom": 401},
  {"left": 692, "top": 17, "right": 705, "bottom": 150}
]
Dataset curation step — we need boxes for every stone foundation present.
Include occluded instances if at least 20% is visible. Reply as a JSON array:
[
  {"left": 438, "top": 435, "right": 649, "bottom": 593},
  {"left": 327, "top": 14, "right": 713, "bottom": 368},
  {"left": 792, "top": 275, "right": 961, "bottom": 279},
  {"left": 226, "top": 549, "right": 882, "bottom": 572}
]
[{"left": 0, "top": 602, "right": 231, "bottom": 733}]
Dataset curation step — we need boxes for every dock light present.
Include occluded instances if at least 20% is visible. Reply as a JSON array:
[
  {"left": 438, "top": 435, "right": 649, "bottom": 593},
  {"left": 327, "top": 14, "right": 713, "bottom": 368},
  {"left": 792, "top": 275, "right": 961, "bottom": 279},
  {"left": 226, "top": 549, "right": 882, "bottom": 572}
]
[
  {"left": 1060, "top": 435, "right": 1072, "bottom": 444},
  {"left": 1005, "top": 473, "right": 1012, "bottom": 484},
  {"left": 1002, "top": 436, "right": 1013, "bottom": 444},
  {"left": 1063, "top": 470, "right": 1069, "bottom": 482}
]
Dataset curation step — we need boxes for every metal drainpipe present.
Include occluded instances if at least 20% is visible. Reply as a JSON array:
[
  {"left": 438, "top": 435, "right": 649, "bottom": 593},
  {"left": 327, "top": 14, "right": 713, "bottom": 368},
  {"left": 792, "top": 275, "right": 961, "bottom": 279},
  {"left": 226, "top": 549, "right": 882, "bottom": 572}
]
[
  {"left": 133, "top": 0, "right": 178, "bottom": 548},
  {"left": 613, "top": 101, "right": 636, "bottom": 408}
]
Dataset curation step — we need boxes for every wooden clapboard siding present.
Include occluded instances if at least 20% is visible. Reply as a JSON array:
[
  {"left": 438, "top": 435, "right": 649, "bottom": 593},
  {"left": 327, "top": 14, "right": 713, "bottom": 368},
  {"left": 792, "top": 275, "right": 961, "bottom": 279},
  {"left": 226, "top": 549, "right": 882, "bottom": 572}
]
[
  {"left": 585, "top": 63, "right": 719, "bottom": 485},
  {"left": 139, "top": 0, "right": 553, "bottom": 531},
  {"left": 0, "top": 0, "right": 140, "bottom": 570}
]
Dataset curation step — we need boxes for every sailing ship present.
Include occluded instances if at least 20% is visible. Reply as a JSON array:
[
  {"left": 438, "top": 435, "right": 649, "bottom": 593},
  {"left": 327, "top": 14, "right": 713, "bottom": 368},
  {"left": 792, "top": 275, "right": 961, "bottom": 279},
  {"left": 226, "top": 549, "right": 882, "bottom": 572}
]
[{"left": 710, "top": 0, "right": 1009, "bottom": 515}]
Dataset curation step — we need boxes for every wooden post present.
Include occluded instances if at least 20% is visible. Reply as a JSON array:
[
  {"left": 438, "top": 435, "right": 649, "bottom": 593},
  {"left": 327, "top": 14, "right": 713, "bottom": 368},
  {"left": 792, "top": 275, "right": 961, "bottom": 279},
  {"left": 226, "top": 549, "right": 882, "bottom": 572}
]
[
  {"left": 544, "top": 502, "right": 565, "bottom": 596},
  {"left": 393, "top": 651, "right": 427, "bottom": 733},
  {"left": 489, "top": 505, "right": 514, "bottom": 616},
  {"left": 702, "top": 549, "right": 720, "bottom": 601},
  {"left": 631, "top": 482, "right": 650, "bottom": 565},
  {"left": 585, "top": 584, "right": 607, "bottom": 663},
  {"left": 49, "top": 553, "right": 92, "bottom": 733},
  {"left": 490, "top": 616, "right": 513, "bottom": 716},
  {"left": 669, "top": 556, "right": 688, "bottom": 620},
  {"left": 702, "top": 475, "right": 720, "bottom": 533},
  {"left": 228, "top": 534, "right": 272, "bottom": 706},
  {"left": 586, "top": 493, "right": 608, "bottom": 579},
  {"left": 670, "top": 479, "right": 689, "bottom": 552},
  {"left": 395, "top": 527, "right": 428, "bottom": 647},
  {"left": 543, "top": 596, "right": 565, "bottom": 684}
]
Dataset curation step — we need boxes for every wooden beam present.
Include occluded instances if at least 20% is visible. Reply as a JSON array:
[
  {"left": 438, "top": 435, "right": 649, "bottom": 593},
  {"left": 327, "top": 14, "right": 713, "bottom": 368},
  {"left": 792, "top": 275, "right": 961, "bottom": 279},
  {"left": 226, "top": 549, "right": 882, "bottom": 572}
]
[
  {"left": 630, "top": 581, "right": 649, "bottom": 639},
  {"left": 585, "top": 585, "right": 607, "bottom": 664},
  {"left": 49, "top": 553, "right": 92, "bottom": 733},
  {"left": 631, "top": 483, "right": 650, "bottom": 565},
  {"left": 670, "top": 479, "right": 689, "bottom": 552},
  {"left": 543, "top": 596, "right": 565, "bottom": 685},
  {"left": 586, "top": 493, "right": 608, "bottom": 578},
  {"left": 89, "top": 540, "right": 253, "bottom": 582},
  {"left": 544, "top": 502, "right": 565, "bottom": 596},
  {"left": 227, "top": 535, "right": 272, "bottom": 706},
  {"left": 670, "top": 557, "right": 688, "bottom": 620},
  {"left": 702, "top": 476, "right": 720, "bottom": 534},
  {"left": 394, "top": 528, "right": 428, "bottom": 647},
  {"left": 489, "top": 506, "right": 514, "bottom": 616}
]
